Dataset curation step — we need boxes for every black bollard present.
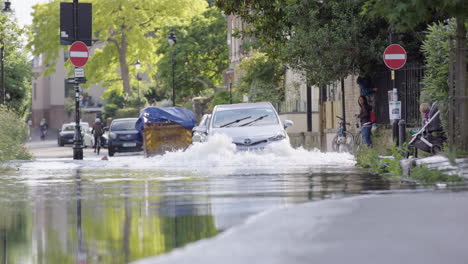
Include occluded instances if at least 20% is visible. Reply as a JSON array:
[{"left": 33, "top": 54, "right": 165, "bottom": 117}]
[
  {"left": 392, "top": 120, "right": 399, "bottom": 145},
  {"left": 398, "top": 119, "right": 406, "bottom": 148}
]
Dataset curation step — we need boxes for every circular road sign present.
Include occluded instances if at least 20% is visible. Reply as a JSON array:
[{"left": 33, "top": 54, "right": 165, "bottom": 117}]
[
  {"left": 69, "top": 41, "right": 89, "bottom": 67},
  {"left": 383, "top": 44, "right": 407, "bottom": 70}
]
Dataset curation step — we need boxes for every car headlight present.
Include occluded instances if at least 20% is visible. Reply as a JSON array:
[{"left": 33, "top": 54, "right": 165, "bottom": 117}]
[
  {"left": 269, "top": 132, "right": 286, "bottom": 141},
  {"left": 110, "top": 132, "right": 117, "bottom": 139}
]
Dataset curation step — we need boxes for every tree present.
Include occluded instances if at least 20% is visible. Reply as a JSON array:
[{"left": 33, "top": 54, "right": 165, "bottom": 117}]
[
  {"left": 0, "top": 5, "right": 33, "bottom": 117},
  {"left": 363, "top": 0, "right": 468, "bottom": 152},
  {"left": 28, "top": 0, "right": 208, "bottom": 95},
  {"left": 155, "top": 7, "right": 228, "bottom": 104},
  {"left": 216, "top": 0, "right": 389, "bottom": 86},
  {"left": 237, "top": 51, "right": 285, "bottom": 102}
]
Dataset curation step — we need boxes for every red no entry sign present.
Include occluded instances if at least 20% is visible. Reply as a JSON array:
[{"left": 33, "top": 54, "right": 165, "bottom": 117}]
[
  {"left": 69, "top": 41, "right": 89, "bottom": 67},
  {"left": 383, "top": 44, "right": 407, "bottom": 70}
]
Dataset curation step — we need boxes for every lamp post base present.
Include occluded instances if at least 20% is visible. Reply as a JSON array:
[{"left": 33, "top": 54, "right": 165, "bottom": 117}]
[{"left": 73, "top": 145, "right": 83, "bottom": 160}]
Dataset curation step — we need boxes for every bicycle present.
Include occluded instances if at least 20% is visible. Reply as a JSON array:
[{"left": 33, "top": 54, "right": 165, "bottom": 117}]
[
  {"left": 354, "top": 117, "right": 363, "bottom": 151},
  {"left": 331, "top": 116, "right": 354, "bottom": 153}
]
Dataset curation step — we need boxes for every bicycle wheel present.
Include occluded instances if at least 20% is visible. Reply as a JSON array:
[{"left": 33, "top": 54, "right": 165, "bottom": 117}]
[
  {"left": 354, "top": 131, "right": 362, "bottom": 151},
  {"left": 332, "top": 131, "right": 354, "bottom": 153}
]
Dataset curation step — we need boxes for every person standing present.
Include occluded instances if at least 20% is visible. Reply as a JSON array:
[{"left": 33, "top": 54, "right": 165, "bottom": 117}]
[
  {"left": 357, "top": 70, "right": 378, "bottom": 108},
  {"left": 91, "top": 118, "right": 104, "bottom": 152},
  {"left": 358, "top": 96, "right": 373, "bottom": 147}
]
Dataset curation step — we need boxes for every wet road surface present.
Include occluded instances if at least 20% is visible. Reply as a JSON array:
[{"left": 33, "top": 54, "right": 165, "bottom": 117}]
[{"left": 1, "top": 135, "right": 466, "bottom": 263}]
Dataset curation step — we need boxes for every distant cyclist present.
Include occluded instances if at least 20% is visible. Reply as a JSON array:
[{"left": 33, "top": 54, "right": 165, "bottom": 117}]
[
  {"left": 40, "top": 118, "right": 48, "bottom": 140},
  {"left": 91, "top": 118, "right": 104, "bottom": 153}
]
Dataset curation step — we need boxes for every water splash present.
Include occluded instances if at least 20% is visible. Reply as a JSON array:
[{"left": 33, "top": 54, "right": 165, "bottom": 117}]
[{"left": 17, "top": 134, "right": 355, "bottom": 175}]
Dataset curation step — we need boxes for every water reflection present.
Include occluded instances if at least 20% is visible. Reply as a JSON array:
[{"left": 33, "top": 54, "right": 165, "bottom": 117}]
[{"left": 0, "top": 163, "right": 440, "bottom": 264}]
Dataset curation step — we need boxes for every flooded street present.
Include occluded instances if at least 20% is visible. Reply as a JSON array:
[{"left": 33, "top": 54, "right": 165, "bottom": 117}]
[{"left": 0, "top": 135, "right": 457, "bottom": 263}]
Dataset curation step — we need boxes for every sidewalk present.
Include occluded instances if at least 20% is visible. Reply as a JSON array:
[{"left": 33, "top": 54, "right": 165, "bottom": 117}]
[
  {"left": 26, "top": 128, "right": 96, "bottom": 159},
  {"left": 133, "top": 191, "right": 468, "bottom": 264},
  {"left": 401, "top": 155, "right": 468, "bottom": 179}
]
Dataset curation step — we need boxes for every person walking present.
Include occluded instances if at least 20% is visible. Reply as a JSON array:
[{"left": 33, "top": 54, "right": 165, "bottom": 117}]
[
  {"left": 91, "top": 118, "right": 104, "bottom": 152},
  {"left": 358, "top": 96, "right": 373, "bottom": 147},
  {"left": 357, "top": 70, "right": 378, "bottom": 108},
  {"left": 27, "top": 118, "right": 33, "bottom": 141},
  {"left": 39, "top": 118, "right": 48, "bottom": 140}
]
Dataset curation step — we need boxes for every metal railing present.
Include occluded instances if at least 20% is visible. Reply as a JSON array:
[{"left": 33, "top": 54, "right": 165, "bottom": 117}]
[{"left": 273, "top": 100, "right": 308, "bottom": 113}]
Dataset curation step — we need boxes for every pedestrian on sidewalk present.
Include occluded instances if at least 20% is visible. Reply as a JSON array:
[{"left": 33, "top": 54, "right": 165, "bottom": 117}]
[
  {"left": 27, "top": 118, "right": 33, "bottom": 141},
  {"left": 358, "top": 96, "right": 373, "bottom": 147},
  {"left": 91, "top": 118, "right": 104, "bottom": 152},
  {"left": 40, "top": 118, "right": 48, "bottom": 140}
]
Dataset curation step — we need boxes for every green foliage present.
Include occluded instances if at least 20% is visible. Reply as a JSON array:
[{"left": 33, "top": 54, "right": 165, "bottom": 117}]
[
  {"left": 102, "top": 104, "right": 119, "bottom": 120},
  {"left": 421, "top": 20, "right": 461, "bottom": 132},
  {"left": 411, "top": 166, "right": 464, "bottom": 185},
  {"left": 355, "top": 145, "right": 381, "bottom": 170},
  {"left": 64, "top": 98, "right": 75, "bottom": 118},
  {"left": 29, "top": 0, "right": 208, "bottom": 94},
  {"left": 209, "top": 90, "right": 241, "bottom": 110},
  {"left": 0, "top": 106, "right": 32, "bottom": 162},
  {"left": 356, "top": 145, "right": 406, "bottom": 176},
  {"left": 237, "top": 51, "right": 285, "bottom": 102},
  {"left": 156, "top": 7, "right": 229, "bottom": 105},
  {"left": 216, "top": 0, "right": 389, "bottom": 86},
  {"left": 0, "top": 6, "right": 33, "bottom": 118},
  {"left": 362, "top": 0, "right": 464, "bottom": 32},
  {"left": 115, "top": 107, "right": 140, "bottom": 119}
]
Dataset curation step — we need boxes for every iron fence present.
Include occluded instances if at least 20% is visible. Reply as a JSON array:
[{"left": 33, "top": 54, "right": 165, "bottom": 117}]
[{"left": 273, "top": 100, "right": 309, "bottom": 113}]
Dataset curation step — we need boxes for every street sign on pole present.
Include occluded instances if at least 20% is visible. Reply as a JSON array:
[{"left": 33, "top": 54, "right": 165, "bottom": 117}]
[
  {"left": 75, "top": 67, "right": 84, "bottom": 78},
  {"left": 383, "top": 44, "right": 407, "bottom": 70},
  {"left": 60, "top": 2, "right": 92, "bottom": 46},
  {"left": 69, "top": 41, "right": 89, "bottom": 67}
]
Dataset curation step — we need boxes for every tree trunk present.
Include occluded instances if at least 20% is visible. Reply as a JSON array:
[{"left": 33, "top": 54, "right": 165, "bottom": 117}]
[
  {"left": 455, "top": 17, "right": 467, "bottom": 153},
  {"left": 118, "top": 32, "right": 131, "bottom": 95}
]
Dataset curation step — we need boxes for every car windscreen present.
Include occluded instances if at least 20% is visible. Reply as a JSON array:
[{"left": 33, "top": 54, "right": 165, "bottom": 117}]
[
  {"left": 63, "top": 125, "right": 75, "bottom": 131},
  {"left": 212, "top": 107, "right": 278, "bottom": 128},
  {"left": 63, "top": 124, "right": 88, "bottom": 131},
  {"left": 111, "top": 120, "right": 137, "bottom": 131}
]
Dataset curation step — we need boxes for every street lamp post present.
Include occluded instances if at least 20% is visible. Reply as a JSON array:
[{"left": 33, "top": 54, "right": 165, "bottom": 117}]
[
  {"left": 135, "top": 60, "right": 141, "bottom": 102},
  {"left": 225, "top": 68, "right": 234, "bottom": 104},
  {"left": 167, "top": 30, "right": 177, "bottom": 107},
  {"left": 0, "top": 1, "right": 13, "bottom": 105}
]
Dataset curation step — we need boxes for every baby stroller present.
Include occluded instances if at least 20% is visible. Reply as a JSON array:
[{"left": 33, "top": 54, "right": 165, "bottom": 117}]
[{"left": 408, "top": 103, "right": 446, "bottom": 155}]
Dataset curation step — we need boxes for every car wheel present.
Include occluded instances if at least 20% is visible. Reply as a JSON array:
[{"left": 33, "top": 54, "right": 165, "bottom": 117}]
[{"left": 58, "top": 139, "right": 64, "bottom": 147}]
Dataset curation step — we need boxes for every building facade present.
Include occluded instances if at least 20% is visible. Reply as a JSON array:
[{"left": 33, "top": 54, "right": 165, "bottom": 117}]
[{"left": 31, "top": 48, "right": 105, "bottom": 129}]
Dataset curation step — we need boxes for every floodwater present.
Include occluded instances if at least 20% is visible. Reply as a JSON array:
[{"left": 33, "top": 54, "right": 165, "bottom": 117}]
[{"left": 0, "top": 135, "right": 443, "bottom": 263}]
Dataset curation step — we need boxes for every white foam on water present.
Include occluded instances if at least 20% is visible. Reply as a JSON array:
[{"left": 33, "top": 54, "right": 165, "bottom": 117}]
[
  {"left": 102, "top": 134, "right": 355, "bottom": 174},
  {"left": 17, "top": 134, "right": 356, "bottom": 176}
]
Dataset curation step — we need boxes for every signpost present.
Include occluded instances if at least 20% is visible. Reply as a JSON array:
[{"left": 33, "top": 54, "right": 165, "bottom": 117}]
[
  {"left": 383, "top": 44, "right": 407, "bottom": 145},
  {"left": 60, "top": 0, "right": 92, "bottom": 160},
  {"left": 69, "top": 41, "right": 89, "bottom": 67}
]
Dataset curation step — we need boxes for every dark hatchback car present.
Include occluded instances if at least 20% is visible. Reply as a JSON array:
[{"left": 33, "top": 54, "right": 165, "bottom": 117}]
[{"left": 107, "top": 118, "right": 143, "bottom": 156}]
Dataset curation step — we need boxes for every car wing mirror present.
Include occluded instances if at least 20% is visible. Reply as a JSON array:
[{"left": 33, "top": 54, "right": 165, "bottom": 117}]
[{"left": 283, "top": 120, "right": 294, "bottom": 129}]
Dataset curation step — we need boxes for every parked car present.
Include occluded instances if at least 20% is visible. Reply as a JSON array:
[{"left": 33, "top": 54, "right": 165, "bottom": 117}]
[
  {"left": 192, "top": 114, "right": 211, "bottom": 143},
  {"left": 57, "top": 122, "right": 94, "bottom": 147},
  {"left": 193, "top": 102, "right": 293, "bottom": 150},
  {"left": 107, "top": 118, "right": 143, "bottom": 156}
]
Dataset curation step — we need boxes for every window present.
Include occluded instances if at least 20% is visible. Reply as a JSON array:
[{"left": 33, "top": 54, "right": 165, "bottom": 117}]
[{"left": 64, "top": 80, "right": 74, "bottom": 98}]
